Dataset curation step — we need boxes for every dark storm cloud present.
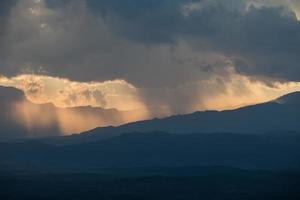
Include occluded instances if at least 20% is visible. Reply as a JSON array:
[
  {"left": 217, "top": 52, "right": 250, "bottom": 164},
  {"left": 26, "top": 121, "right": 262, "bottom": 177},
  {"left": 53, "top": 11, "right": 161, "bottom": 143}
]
[
  {"left": 0, "top": 0, "right": 18, "bottom": 38},
  {"left": 0, "top": 0, "right": 300, "bottom": 87},
  {"left": 84, "top": 0, "right": 300, "bottom": 82},
  {"left": 0, "top": 0, "right": 19, "bottom": 75},
  {"left": 0, "top": 0, "right": 18, "bottom": 17},
  {"left": 229, "top": 7, "right": 300, "bottom": 81},
  {"left": 85, "top": 0, "right": 191, "bottom": 43},
  {"left": 0, "top": 0, "right": 18, "bottom": 36}
]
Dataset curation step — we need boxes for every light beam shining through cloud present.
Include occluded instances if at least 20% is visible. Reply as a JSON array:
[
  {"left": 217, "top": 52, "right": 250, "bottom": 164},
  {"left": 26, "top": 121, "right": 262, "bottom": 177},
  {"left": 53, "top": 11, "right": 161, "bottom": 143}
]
[{"left": 1, "top": 0, "right": 300, "bottom": 135}]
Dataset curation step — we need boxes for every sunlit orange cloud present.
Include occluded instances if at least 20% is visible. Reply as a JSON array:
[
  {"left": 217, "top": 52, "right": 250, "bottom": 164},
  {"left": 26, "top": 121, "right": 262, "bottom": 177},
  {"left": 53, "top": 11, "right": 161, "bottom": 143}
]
[
  {"left": 1, "top": 73, "right": 300, "bottom": 136},
  {"left": 196, "top": 75, "right": 300, "bottom": 112},
  {"left": 0, "top": 74, "right": 146, "bottom": 111},
  {"left": 0, "top": 74, "right": 151, "bottom": 135},
  {"left": 10, "top": 99, "right": 149, "bottom": 135},
  {"left": 139, "top": 74, "right": 300, "bottom": 117},
  {"left": 1, "top": 74, "right": 300, "bottom": 114}
]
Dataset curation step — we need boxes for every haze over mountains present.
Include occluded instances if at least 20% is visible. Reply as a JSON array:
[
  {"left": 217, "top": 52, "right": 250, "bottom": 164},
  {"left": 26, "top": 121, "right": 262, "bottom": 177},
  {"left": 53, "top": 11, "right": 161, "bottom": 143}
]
[
  {"left": 1, "top": 86, "right": 300, "bottom": 171},
  {"left": 2, "top": 0, "right": 300, "bottom": 198},
  {"left": 54, "top": 90, "right": 300, "bottom": 144},
  {"left": 0, "top": 86, "right": 144, "bottom": 141},
  {"left": 1, "top": 83, "right": 300, "bottom": 200},
  {"left": 1, "top": 85, "right": 300, "bottom": 143}
]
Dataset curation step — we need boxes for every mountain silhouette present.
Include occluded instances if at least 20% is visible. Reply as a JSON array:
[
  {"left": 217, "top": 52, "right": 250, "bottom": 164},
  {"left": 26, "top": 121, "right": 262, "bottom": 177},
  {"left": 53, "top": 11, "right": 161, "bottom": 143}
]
[
  {"left": 1, "top": 131, "right": 300, "bottom": 171},
  {"left": 2, "top": 86, "right": 300, "bottom": 143},
  {"left": 273, "top": 92, "right": 300, "bottom": 105},
  {"left": 58, "top": 91, "right": 300, "bottom": 144},
  {"left": 1, "top": 90, "right": 300, "bottom": 171}
]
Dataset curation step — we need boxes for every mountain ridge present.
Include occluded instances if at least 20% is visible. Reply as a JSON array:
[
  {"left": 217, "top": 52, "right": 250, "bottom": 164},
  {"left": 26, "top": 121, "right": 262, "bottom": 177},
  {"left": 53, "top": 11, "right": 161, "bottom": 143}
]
[
  {"left": 1, "top": 131, "right": 300, "bottom": 171},
  {"left": 274, "top": 91, "right": 300, "bottom": 105},
  {"left": 56, "top": 91, "right": 300, "bottom": 144},
  {"left": 1, "top": 85, "right": 300, "bottom": 143}
]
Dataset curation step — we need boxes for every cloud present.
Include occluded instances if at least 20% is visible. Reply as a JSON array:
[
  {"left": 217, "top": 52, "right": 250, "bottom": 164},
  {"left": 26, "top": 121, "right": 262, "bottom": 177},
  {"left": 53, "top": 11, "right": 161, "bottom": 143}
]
[
  {"left": 10, "top": 96, "right": 149, "bottom": 135},
  {"left": 0, "top": 0, "right": 299, "bottom": 86},
  {"left": 0, "top": 0, "right": 18, "bottom": 26},
  {"left": 0, "top": 74, "right": 144, "bottom": 111},
  {"left": 0, "top": 0, "right": 300, "bottom": 117},
  {"left": 84, "top": 0, "right": 300, "bottom": 83},
  {"left": 139, "top": 71, "right": 300, "bottom": 116},
  {"left": 2, "top": 73, "right": 300, "bottom": 124},
  {"left": 0, "top": 85, "right": 149, "bottom": 137}
]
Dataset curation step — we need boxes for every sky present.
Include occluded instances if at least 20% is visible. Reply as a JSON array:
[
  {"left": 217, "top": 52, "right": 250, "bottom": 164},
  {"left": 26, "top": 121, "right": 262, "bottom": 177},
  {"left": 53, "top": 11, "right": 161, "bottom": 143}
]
[{"left": 1, "top": 0, "right": 300, "bottom": 121}]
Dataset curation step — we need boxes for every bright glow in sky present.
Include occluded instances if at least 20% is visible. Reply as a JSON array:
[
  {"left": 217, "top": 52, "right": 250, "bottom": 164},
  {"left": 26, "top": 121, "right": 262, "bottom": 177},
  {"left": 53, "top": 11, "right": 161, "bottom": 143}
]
[
  {"left": 1, "top": 74, "right": 300, "bottom": 116},
  {"left": 0, "top": 74, "right": 145, "bottom": 111},
  {"left": 1, "top": 0, "right": 300, "bottom": 135}
]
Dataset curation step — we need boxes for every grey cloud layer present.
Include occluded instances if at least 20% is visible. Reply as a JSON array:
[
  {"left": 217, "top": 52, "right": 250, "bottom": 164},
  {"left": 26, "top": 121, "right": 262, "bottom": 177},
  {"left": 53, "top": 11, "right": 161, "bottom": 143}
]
[
  {"left": 0, "top": 0, "right": 300, "bottom": 85},
  {"left": 87, "top": 0, "right": 300, "bottom": 82}
]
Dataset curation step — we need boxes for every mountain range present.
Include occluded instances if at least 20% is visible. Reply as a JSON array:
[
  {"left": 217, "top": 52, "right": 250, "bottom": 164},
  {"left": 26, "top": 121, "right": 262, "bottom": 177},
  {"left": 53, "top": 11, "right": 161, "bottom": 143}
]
[
  {"left": 1, "top": 131, "right": 300, "bottom": 171},
  {"left": 2, "top": 86, "right": 300, "bottom": 143},
  {"left": 53, "top": 90, "right": 300, "bottom": 144},
  {"left": 1, "top": 86, "right": 300, "bottom": 171}
]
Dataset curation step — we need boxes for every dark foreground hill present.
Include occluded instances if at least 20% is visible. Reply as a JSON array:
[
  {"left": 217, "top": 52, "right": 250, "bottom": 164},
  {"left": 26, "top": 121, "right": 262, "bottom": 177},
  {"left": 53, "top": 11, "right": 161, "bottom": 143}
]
[
  {"left": 1, "top": 167, "right": 300, "bottom": 200},
  {"left": 1, "top": 91, "right": 300, "bottom": 199},
  {"left": 1, "top": 132, "right": 300, "bottom": 171}
]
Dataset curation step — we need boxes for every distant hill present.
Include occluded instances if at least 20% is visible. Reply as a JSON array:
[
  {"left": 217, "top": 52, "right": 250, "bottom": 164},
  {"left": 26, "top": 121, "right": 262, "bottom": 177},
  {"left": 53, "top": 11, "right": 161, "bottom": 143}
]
[
  {"left": 2, "top": 90, "right": 300, "bottom": 171},
  {"left": 0, "top": 86, "right": 144, "bottom": 141},
  {"left": 274, "top": 92, "right": 300, "bottom": 105},
  {"left": 2, "top": 85, "right": 300, "bottom": 143},
  {"left": 1, "top": 132, "right": 300, "bottom": 171},
  {"left": 59, "top": 91, "right": 300, "bottom": 144}
]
